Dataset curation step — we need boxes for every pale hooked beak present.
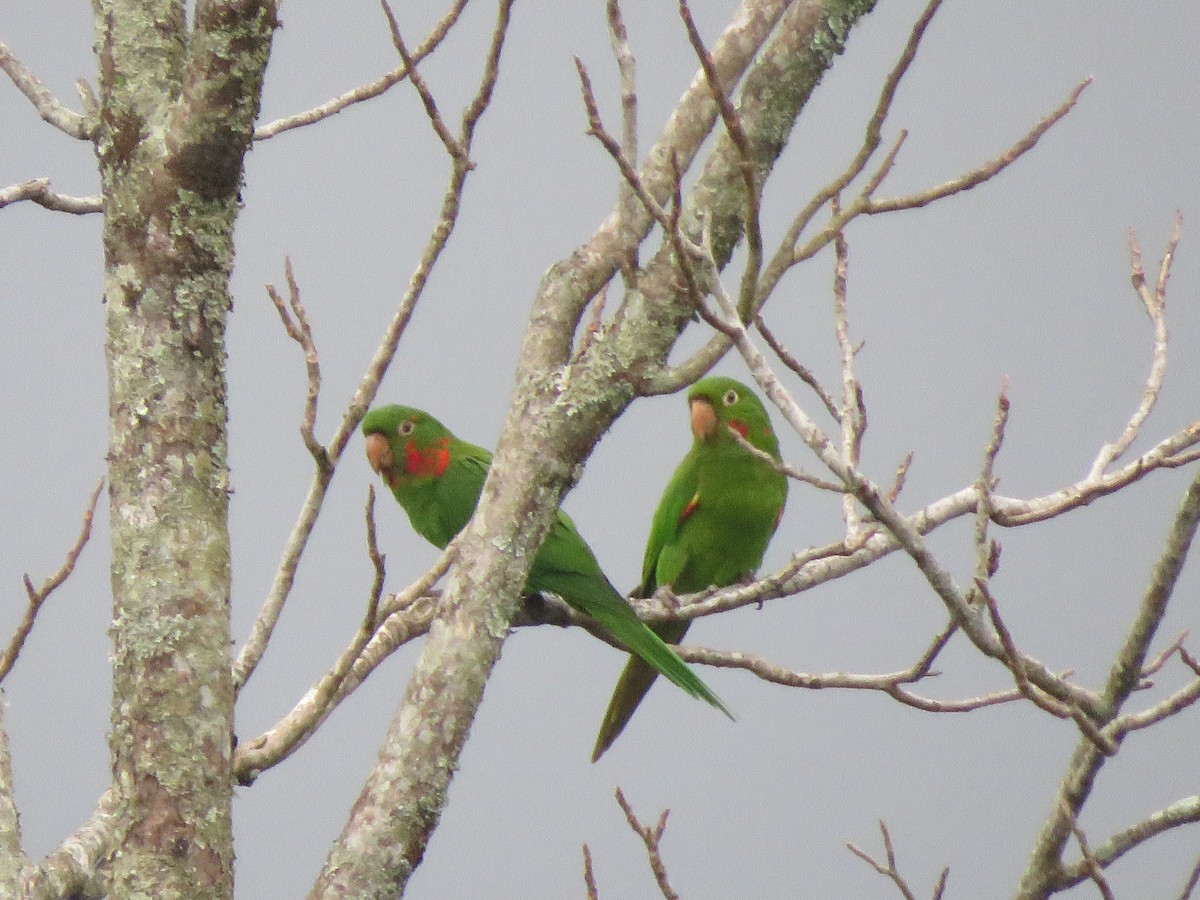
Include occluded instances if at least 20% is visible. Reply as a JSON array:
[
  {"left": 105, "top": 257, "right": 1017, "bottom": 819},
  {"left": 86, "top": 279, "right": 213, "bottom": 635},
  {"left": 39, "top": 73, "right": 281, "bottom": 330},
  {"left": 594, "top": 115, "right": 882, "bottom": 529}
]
[
  {"left": 690, "top": 396, "right": 717, "bottom": 441},
  {"left": 365, "top": 432, "right": 394, "bottom": 474}
]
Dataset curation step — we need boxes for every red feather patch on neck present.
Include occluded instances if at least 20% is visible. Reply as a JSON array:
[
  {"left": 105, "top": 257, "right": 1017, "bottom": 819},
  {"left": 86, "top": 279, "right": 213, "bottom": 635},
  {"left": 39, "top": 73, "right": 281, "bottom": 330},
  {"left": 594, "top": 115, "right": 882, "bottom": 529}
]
[
  {"left": 728, "top": 420, "right": 748, "bottom": 438},
  {"left": 404, "top": 438, "right": 450, "bottom": 477}
]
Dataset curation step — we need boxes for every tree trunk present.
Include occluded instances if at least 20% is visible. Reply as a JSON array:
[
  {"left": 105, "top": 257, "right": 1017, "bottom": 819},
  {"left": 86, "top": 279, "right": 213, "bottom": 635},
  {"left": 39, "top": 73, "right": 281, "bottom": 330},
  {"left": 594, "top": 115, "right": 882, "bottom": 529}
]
[{"left": 94, "top": 1, "right": 277, "bottom": 895}]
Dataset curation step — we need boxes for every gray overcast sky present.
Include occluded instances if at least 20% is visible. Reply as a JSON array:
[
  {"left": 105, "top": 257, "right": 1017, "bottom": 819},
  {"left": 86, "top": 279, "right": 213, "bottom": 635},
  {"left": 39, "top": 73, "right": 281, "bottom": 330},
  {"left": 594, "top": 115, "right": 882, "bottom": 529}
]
[{"left": 2, "top": 2, "right": 1199, "bottom": 897}]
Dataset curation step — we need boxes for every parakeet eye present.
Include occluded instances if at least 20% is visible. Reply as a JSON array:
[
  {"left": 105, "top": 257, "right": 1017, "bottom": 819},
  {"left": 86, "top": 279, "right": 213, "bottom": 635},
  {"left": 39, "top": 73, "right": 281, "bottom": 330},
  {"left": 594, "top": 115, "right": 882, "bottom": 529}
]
[
  {"left": 722, "top": 389, "right": 739, "bottom": 406},
  {"left": 398, "top": 420, "right": 416, "bottom": 436}
]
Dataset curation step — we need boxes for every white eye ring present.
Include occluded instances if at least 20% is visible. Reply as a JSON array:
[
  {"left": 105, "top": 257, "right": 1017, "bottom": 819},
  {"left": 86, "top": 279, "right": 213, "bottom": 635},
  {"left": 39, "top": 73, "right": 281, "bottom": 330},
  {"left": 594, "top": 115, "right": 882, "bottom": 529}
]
[
  {"left": 723, "top": 389, "right": 738, "bottom": 406},
  {"left": 398, "top": 420, "right": 416, "bottom": 436}
]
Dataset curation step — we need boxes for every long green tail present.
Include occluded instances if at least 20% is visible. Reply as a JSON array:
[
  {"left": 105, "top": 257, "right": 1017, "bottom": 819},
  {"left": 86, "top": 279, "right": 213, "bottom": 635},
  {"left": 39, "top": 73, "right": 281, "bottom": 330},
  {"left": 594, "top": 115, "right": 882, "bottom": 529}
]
[
  {"left": 591, "top": 620, "right": 695, "bottom": 761},
  {"left": 530, "top": 563, "right": 731, "bottom": 759}
]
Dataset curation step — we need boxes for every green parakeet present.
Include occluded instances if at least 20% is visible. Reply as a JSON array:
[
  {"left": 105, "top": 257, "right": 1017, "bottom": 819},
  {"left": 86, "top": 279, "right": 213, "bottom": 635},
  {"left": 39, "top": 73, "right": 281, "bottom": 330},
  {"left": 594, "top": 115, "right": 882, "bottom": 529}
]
[
  {"left": 591, "top": 376, "right": 788, "bottom": 761},
  {"left": 361, "top": 404, "right": 732, "bottom": 738}
]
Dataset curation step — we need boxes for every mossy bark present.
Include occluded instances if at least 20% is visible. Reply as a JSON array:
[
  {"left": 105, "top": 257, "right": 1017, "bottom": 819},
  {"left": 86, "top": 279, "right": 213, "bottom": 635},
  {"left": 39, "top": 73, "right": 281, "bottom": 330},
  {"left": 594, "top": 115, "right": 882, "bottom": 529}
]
[{"left": 93, "top": 1, "right": 277, "bottom": 896}]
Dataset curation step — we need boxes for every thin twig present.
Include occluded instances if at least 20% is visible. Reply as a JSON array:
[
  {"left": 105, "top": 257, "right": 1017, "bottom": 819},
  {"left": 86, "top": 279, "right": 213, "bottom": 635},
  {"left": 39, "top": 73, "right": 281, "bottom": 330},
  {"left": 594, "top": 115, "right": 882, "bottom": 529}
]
[
  {"left": 1178, "top": 855, "right": 1200, "bottom": 900},
  {"left": 679, "top": 0, "right": 762, "bottom": 320},
  {"left": 380, "top": 0, "right": 466, "bottom": 160},
  {"left": 758, "top": 0, "right": 945, "bottom": 300},
  {"left": 887, "top": 451, "right": 913, "bottom": 504},
  {"left": 266, "top": 259, "right": 325, "bottom": 465},
  {"left": 605, "top": 0, "right": 640, "bottom": 281},
  {"left": 847, "top": 821, "right": 945, "bottom": 900},
  {"left": 575, "top": 58, "right": 673, "bottom": 232},
  {"left": 0, "top": 479, "right": 103, "bottom": 684},
  {"left": 582, "top": 844, "right": 600, "bottom": 900},
  {"left": 1089, "top": 213, "right": 1180, "bottom": 477},
  {"left": 755, "top": 315, "right": 840, "bottom": 421},
  {"left": 981, "top": 581, "right": 1115, "bottom": 755},
  {"left": 1061, "top": 802, "right": 1115, "bottom": 900},
  {"left": 254, "top": 0, "right": 470, "bottom": 140},
  {"left": 615, "top": 789, "right": 679, "bottom": 900},
  {"left": 726, "top": 426, "right": 843, "bottom": 492},
  {"left": 0, "top": 41, "right": 91, "bottom": 139},
  {"left": 869, "top": 78, "right": 1092, "bottom": 214}
]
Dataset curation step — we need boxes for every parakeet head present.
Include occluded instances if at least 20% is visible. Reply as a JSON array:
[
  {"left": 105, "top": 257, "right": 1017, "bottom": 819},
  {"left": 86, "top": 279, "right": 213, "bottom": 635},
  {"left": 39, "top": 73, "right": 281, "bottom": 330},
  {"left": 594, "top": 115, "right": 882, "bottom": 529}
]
[
  {"left": 687, "top": 376, "right": 780, "bottom": 459},
  {"left": 362, "top": 404, "right": 453, "bottom": 488}
]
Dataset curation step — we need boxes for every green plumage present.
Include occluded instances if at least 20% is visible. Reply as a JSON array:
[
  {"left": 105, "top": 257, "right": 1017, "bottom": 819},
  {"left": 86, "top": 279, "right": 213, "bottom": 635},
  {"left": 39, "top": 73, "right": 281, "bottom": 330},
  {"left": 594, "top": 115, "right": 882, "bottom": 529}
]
[
  {"left": 591, "top": 376, "right": 788, "bottom": 761},
  {"left": 361, "top": 404, "right": 731, "bottom": 746}
]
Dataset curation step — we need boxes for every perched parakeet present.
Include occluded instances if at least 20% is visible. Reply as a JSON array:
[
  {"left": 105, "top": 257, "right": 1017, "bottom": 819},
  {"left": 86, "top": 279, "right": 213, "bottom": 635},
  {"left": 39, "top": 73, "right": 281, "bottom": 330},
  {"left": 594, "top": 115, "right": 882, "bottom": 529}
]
[
  {"left": 591, "top": 376, "right": 788, "bottom": 761},
  {"left": 361, "top": 404, "right": 732, "bottom": 737}
]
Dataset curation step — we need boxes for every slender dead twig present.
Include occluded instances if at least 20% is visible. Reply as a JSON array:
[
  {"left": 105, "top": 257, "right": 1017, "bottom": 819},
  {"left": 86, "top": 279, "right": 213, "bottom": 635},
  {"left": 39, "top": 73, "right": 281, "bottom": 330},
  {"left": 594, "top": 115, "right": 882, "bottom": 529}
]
[
  {"left": 678, "top": 0, "right": 762, "bottom": 320},
  {"left": 726, "top": 426, "right": 843, "bottom": 492},
  {"left": 887, "top": 451, "right": 914, "bottom": 504},
  {"left": 1061, "top": 802, "right": 1115, "bottom": 900},
  {"left": 757, "top": 0, "right": 948, "bottom": 299},
  {"left": 0, "top": 479, "right": 103, "bottom": 684},
  {"left": 605, "top": 0, "right": 640, "bottom": 282},
  {"left": 1178, "top": 854, "right": 1200, "bottom": 900},
  {"left": 981, "top": 581, "right": 1114, "bottom": 754},
  {"left": 869, "top": 77, "right": 1092, "bottom": 215},
  {"left": 380, "top": 0, "right": 465, "bottom": 161},
  {"left": 233, "top": 536, "right": 454, "bottom": 784},
  {"left": 1089, "top": 213, "right": 1181, "bottom": 478},
  {"left": 755, "top": 314, "right": 840, "bottom": 421},
  {"left": 575, "top": 59, "right": 674, "bottom": 233},
  {"left": 253, "top": 0, "right": 470, "bottom": 140},
  {"left": 582, "top": 844, "right": 600, "bottom": 900},
  {"left": 0, "top": 41, "right": 91, "bottom": 139},
  {"left": 267, "top": 259, "right": 324, "bottom": 465},
  {"left": 848, "top": 821, "right": 947, "bottom": 900},
  {"left": 615, "top": 789, "right": 680, "bottom": 900}
]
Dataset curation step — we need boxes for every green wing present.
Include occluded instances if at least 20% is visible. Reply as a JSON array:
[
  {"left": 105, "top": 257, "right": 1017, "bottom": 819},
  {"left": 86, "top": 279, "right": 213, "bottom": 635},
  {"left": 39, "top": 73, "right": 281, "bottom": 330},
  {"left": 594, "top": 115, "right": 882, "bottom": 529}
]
[
  {"left": 593, "top": 388, "right": 787, "bottom": 761},
  {"left": 592, "top": 450, "right": 700, "bottom": 762}
]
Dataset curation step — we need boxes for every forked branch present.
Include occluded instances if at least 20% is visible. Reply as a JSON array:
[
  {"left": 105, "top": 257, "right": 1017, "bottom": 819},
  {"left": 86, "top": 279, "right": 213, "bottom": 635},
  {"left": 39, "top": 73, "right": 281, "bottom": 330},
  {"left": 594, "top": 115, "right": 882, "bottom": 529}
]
[
  {"left": 848, "top": 820, "right": 948, "bottom": 900},
  {"left": 0, "top": 479, "right": 103, "bottom": 685}
]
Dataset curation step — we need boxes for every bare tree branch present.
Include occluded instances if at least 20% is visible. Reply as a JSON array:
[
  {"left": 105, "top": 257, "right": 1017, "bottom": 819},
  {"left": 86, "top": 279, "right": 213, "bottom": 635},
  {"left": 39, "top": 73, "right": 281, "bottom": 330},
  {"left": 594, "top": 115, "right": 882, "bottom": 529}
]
[
  {"left": 380, "top": 0, "right": 466, "bottom": 161},
  {"left": 832, "top": 220, "right": 866, "bottom": 534},
  {"left": 266, "top": 260, "right": 324, "bottom": 464},
  {"left": 755, "top": 313, "right": 840, "bottom": 422},
  {"left": 234, "top": 531, "right": 454, "bottom": 785},
  {"left": 0, "top": 41, "right": 92, "bottom": 139},
  {"left": 1017, "top": 467, "right": 1200, "bottom": 897},
  {"left": 1178, "top": 854, "right": 1200, "bottom": 900},
  {"left": 0, "top": 479, "right": 103, "bottom": 685},
  {"left": 757, "top": 0, "right": 947, "bottom": 301},
  {"left": 615, "top": 789, "right": 680, "bottom": 900},
  {"left": 867, "top": 78, "right": 1091, "bottom": 214},
  {"left": 1089, "top": 213, "right": 1180, "bottom": 477},
  {"left": 1049, "top": 796, "right": 1200, "bottom": 893},
  {"left": 1062, "top": 802, "right": 1116, "bottom": 900},
  {"left": 848, "top": 821, "right": 947, "bottom": 900},
  {"left": 253, "top": 0, "right": 469, "bottom": 140},
  {"left": 582, "top": 844, "right": 600, "bottom": 900},
  {"left": 605, "top": 0, "right": 640, "bottom": 281},
  {"left": 0, "top": 178, "right": 101, "bottom": 214}
]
